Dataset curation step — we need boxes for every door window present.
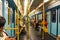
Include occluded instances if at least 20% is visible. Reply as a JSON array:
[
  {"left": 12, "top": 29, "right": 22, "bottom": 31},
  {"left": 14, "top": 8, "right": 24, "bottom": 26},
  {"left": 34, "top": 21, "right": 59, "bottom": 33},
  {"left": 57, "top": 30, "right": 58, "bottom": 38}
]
[{"left": 51, "top": 9, "right": 56, "bottom": 23}]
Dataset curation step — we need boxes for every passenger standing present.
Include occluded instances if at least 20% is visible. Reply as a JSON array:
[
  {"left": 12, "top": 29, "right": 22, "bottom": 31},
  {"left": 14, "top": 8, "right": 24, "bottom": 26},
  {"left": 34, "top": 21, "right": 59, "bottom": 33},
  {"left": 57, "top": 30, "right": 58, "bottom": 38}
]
[
  {"left": 34, "top": 19, "right": 36, "bottom": 28},
  {"left": 42, "top": 20, "right": 48, "bottom": 32}
]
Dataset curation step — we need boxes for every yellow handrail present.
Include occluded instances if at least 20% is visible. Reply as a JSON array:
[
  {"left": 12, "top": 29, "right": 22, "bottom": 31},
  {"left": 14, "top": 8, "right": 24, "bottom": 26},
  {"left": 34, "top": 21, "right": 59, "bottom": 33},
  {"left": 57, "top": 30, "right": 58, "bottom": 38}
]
[{"left": 5, "top": 28, "right": 18, "bottom": 30}]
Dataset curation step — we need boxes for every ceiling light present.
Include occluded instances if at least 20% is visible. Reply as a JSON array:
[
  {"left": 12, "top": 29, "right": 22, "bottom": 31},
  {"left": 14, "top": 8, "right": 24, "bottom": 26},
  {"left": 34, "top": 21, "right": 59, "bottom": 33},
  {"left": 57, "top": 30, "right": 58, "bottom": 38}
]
[
  {"left": 44, "top": 0, "right": 49, "bottom": 3},
  {"left": 24, "top": 0, "right": 28, "bottom": 16}
]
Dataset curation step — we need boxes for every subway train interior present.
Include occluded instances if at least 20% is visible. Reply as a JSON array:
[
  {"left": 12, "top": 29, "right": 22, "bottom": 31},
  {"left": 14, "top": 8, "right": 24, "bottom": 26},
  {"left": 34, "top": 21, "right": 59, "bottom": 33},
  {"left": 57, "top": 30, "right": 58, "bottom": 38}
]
[{"left": 0, "top": 0, "right": 60, "bottom": 40}]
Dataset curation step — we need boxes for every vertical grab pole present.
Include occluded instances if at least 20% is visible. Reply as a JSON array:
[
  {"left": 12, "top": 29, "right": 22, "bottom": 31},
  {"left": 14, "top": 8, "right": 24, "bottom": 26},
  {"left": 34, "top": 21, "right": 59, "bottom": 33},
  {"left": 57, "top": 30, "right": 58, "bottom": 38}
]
[
  {"left": 42, "top": 0, "right": 45, "bottom": 40},
  {"left": 16, "top": 11, "right": 19, "bottom": 40},
  {"left": 27, "top": 0, "right": 30, "bottom": 40},
  {"left": 16, "top": 0, "right": 19, "bottom": 40}
]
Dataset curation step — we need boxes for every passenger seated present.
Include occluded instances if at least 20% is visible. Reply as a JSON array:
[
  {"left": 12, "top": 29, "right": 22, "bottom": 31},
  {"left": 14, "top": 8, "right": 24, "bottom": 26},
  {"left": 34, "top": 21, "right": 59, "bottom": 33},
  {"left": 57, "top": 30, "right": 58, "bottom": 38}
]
[
  {"left": 35, "top": 20, "right": 40, "bottom": 31},
  {"left": 0, "top": 16, "right": 16, "bottom": 40}
]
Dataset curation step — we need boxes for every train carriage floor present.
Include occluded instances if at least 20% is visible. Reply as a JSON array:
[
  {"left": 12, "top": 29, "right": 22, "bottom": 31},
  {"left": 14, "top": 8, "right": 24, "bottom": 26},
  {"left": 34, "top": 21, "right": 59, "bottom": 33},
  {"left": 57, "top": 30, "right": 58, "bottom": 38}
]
[{"left": 19, "top": 26, "right": 56, "bottom": 40}]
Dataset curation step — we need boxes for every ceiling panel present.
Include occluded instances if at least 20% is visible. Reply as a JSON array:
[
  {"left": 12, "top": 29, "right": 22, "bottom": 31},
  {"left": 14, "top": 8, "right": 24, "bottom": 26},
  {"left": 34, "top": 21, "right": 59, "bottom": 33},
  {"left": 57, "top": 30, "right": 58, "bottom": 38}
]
[{"left": 30, "top": 0, "right": 42, "bottom": 11}]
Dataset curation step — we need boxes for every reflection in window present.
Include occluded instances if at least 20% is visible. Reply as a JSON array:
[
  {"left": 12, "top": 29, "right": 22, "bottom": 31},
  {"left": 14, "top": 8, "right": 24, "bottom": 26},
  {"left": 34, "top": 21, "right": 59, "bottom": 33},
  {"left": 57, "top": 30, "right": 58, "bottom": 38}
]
[{"left": 51, "top": 9, "right": 56, "bottom": 22}]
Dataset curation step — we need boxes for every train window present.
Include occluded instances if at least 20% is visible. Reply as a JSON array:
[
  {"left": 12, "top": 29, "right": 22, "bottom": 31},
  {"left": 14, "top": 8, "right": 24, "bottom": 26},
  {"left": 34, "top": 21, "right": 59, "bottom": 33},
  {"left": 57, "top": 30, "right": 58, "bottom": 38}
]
[
  {"left": 37, "top": 14, "right": 39, "bottom": 20},
  {"left": 51, "top": 9, "right": 56, "bottom": 22},
  {"left": 59, "top": 10, "right": 60, "bottom": 22}
]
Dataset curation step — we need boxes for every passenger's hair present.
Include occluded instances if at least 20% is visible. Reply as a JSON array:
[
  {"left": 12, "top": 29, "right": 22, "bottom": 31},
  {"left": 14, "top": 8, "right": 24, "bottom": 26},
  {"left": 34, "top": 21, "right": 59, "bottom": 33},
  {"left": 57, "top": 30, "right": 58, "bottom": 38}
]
[{"left": 0, "top": 16, "right": 6, "bottom": 27}]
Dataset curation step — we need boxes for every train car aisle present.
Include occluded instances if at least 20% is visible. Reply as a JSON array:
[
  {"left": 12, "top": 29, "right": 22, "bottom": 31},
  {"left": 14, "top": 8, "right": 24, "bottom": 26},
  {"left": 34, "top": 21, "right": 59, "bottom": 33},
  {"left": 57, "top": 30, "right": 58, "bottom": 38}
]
[
  {"left": 30, "top": 26, "right": 41, "bottom": 40},
  {"left": 30, "top": 27, "right": 38, "bottom": 40},
  {"left": 20, "top": 25, "right": 41, "bottom": 40}
]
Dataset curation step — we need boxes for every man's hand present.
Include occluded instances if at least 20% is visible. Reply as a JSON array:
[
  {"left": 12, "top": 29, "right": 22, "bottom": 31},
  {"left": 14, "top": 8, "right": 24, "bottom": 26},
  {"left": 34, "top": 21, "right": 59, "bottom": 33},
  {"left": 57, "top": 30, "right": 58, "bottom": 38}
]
[
  {"left": 5, "top": 37, "right": 11, "bottom": 40},
  {"left": 5, "top": 36, "right": 16, "bottom": 40}
]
